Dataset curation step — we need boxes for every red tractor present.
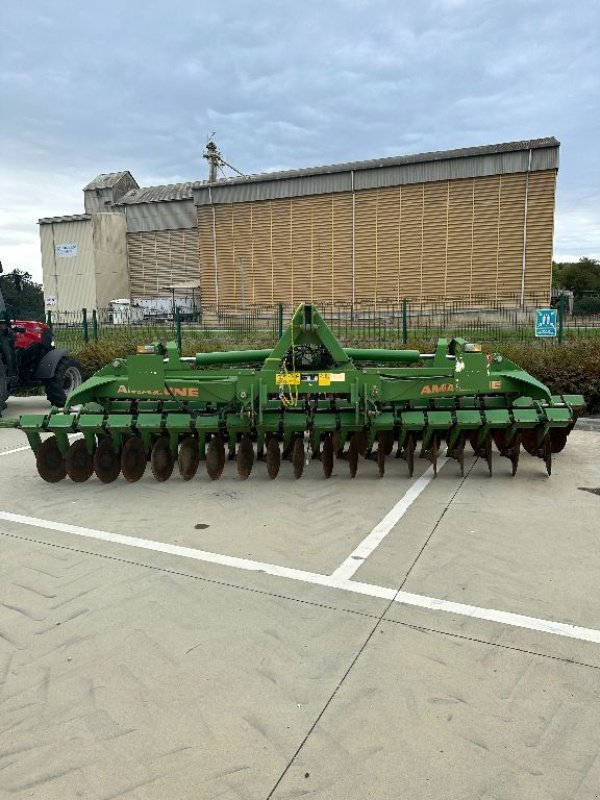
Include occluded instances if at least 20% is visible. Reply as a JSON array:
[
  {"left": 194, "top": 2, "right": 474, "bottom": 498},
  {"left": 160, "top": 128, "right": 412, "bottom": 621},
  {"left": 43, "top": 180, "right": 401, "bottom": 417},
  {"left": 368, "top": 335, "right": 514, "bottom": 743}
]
[{"left": 0, "top": 273, "right": 83, "bottom": 416}]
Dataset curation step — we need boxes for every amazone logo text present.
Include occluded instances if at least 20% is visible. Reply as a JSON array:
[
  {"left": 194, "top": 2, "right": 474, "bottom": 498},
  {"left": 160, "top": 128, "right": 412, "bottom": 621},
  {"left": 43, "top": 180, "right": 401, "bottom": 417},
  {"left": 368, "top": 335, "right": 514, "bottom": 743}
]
[{"left": 117, "top": 385, "right": 199, "bottom": 397}]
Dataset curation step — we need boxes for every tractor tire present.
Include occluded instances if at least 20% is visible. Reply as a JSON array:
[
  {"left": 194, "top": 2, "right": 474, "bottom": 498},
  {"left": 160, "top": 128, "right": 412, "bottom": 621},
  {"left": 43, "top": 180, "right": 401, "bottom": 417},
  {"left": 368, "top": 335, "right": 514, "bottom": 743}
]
[
  {"left": 45, "top": 357, "right": 83, "bottom": 407},
  {"left": 0, "top": 360, "right": 9, "bottom": 414}
]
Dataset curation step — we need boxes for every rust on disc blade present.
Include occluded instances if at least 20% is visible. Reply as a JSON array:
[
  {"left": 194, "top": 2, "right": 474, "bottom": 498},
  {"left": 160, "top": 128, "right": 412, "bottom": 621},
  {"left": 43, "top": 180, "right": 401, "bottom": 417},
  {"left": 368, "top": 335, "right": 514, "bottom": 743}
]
[
  {"left": 292, "top": 437, "right": 304, "bottom": 479},
  {"left": 206, "top": 437, "right": 225, "bottom": 480},
  {"left": 348, "top": 434, "right": 359, "bottom": 478},
  {"left": 94, "top": 437, "right": 121, "bottom": 483},
  {"left": 65, "top": 438, "right": 94, "bottom": 483},
  {"left": 237, "top": 434, "right": 254, "bottom": 480},
  {"left": 178, "top": 437, "right": 200, "bottom": 481},
  {"left": 266, "top": 437, "right": 281, "bottom": 479},
  {"left": 322, "top": 433, "right": 334, "bottom": 479},
  {"left": 150, "top": 437, "right": 175, "bottom": 482},
  {"left": 469, "top": 430, "right": 480, "bottom": 453},
  {"left": 121, "top": 437, "right": 147, "bottom": 483},
  {"left": 549, "top": 428, "right": 569, "bottom": 454},
  {"left": 355, "top": 431, "right": 368, "bottom": 458},
  {"left": 36, "top": 436, "right": 66, "bottom": 483},
  {"left": 377, "top": 432, "right": 386, "bottom": 477},
  {"left": 520, "top": 429, "right": 538, "bottom": 455},
  {"left": 405, "top": 433, "right": 415, "bottom": 477}
]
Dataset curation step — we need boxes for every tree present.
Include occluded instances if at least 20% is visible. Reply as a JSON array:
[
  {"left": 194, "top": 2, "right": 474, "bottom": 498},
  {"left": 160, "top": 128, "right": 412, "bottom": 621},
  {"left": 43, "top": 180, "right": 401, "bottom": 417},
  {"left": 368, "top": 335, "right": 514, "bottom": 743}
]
[
  {"left": 552, "top": 257, "right": 600, "bottom": 297},
  {"left": 0, "top": 268, "right": 45, "bottom": 320}
]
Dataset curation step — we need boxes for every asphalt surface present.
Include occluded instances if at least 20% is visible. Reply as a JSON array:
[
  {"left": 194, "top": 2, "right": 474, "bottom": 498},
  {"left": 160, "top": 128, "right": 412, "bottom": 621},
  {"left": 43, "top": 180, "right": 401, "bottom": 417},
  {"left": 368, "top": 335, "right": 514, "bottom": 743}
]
[{"left": 1, "top": 396, "right": 599, "bottom": 800}]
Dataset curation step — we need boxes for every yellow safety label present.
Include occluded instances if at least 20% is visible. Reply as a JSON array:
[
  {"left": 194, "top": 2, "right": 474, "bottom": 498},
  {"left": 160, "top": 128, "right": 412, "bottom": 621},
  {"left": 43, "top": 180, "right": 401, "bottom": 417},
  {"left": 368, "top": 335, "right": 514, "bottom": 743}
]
[
  {"left": 318, "top": 373, "right": 331, "bottom": 386},
  {"left": 276, "top": 372, "right": 300, "bottom": 386}
]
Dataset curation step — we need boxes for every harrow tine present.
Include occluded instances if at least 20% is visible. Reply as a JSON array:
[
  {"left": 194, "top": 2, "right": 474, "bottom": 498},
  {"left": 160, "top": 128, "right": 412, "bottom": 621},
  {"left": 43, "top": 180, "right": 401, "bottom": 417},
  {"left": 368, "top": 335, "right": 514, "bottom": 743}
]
[
  {"left": 237, "top": 434, "right": 254, "bottom": 480},
  {"left": 426, "top": 433, "right": 439, "bottom": 477},
  {"left": 151, "top": 436, "right": 175, "bottom": 482},
  {"left": 376, "top": 432, "right": 386, "bottom": 477},
  {"left": 542, "top": 433, "right": 552, "bottom": 476},
  {"left": 322, "top": 433, "right": 334, "bottom": 478},
  {"left": 37, "top": 436, "right": 67, "bottom": 483},
  {"left": 447, "top": 433, "right": 466, "bottom": 477},
  {"left": 206, "top": 435, "right": 226, "bottom": 480},
  {"left": 483, "top": 433, "right": 493, "bottom": 476},
  {"left": 292, "top": 437, "right": 304, "bottom": 479},
  {"left": 178, "top": 436, "right": 200, "bottom": 481},
  {"left": 94, "top": 437, "right": 121, "bottom": 483},
  {"left": 402, "top": 432, "right": 416, "bottom": 477},
  {"left": 121, "top": 436, "right": 147, "bottom": 483},
  {"left": 510, "top": 433, "right": 521, "bottom": 476},
  {"left": 266, "top": 436, "right": 281, "bottom": 479},
  {"left": 492, "top": 430, "right": 520, "bottom": 476},
  {"left": 348, "top": 433, "right": 359, "bottom": 478},
  {"left": 66, "top": 439, "right": 95, "bottom": 483}
]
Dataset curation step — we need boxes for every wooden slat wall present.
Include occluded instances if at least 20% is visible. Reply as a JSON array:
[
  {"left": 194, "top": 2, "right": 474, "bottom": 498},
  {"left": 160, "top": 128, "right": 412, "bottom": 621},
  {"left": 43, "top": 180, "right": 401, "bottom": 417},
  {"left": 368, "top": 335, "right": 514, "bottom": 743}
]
[
  {"left": 196, "top": 171, "right": 555, "bottom": 304},
  {"left": 127, "top": 229, "right": 199, "bottom": 298}
]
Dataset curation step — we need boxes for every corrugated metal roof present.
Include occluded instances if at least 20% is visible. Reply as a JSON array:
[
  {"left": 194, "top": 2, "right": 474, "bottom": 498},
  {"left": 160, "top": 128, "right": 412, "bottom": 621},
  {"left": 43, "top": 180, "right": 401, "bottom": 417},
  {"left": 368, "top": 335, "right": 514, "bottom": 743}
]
[
  {"left": 83, "top": 172, "right": 132, "bottom": 190},
  {"left": 196, "top": 137, "right": 559, "bottom": 187},
  {"left": 39, "top": 213, "right": 92, "bottom": 225},
  {"left": 117, "top": 182, "right": 197, "bottom": 205}
]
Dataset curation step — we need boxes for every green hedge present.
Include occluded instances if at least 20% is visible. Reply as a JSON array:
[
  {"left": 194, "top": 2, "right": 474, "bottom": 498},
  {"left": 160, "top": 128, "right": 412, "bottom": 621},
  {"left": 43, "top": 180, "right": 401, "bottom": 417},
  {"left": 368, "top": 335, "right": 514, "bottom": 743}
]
[{"left": 71, "top": 337, "right": 600, "bottom": 415}]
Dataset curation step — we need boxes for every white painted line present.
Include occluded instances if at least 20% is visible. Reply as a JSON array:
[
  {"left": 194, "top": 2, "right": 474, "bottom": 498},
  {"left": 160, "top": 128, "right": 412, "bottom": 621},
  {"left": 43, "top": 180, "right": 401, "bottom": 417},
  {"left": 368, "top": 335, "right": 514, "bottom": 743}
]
[
  {"left": 331, "top": 458, "right": 448, "bottom": 581},
  {"left": 1, "top": 509, "right": 600, "bottom": 645},
  {"left": 0, "top": 446, "right": 30, "bottom": 457}
]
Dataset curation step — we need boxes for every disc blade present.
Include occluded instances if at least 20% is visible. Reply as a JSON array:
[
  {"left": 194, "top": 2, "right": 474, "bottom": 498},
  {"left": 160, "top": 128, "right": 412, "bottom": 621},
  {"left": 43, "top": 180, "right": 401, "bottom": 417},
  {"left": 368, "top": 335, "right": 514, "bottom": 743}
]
[
  {"left": 430, "top": 433, "right": 439, "bottom": 477},
  {"left": 348, "top": 433, "right": 359, "bottom": 478},
  {"left": 94, "top": 437, "right": 121, "bottom": 483},
  {"left": 377, "top": 432, "right": 386, "bottom": 477},
  {"left": 237, "top": 434, "right": 254, "bottom": 480},
  {"left": 266, "top": 437, "right": 281, "bottom": 479},
  {"left": 206, "top": 436, "right": 225, "bottom": 480},
  {"left": 356, "top": 431, "right": 368, "bottom": 458},
  {"left": 322, "top": 433, "right": 334, "bottom": 479},
  {"left": 178, "top": 437, "right": 200, "bottom": 481},
  {"left": 292, "top": 437, "right": 304, "bottom": 479},
  {"left": 120, "top": 437, "right": 146, "bottom": 482},
  {"left": 520, "top": 429, "right": 538, "bottom": 455},
  {"left": 37, "top": 436, "right": 66, "bottom": 483},
  {"left": 450, "top": 433, "right": 466, "bottom": 477},
  {"left": 150, "top": 437, "right": 175, "bottom": 482},
  {"left": 469, "top": 430, "right": 480, "bottom": 453},
  {"left": 549, "top": 428, "right": 568, "bottom": 454},
  {"left": 65, "top": 439, "right": 94, "bottom": 483}
]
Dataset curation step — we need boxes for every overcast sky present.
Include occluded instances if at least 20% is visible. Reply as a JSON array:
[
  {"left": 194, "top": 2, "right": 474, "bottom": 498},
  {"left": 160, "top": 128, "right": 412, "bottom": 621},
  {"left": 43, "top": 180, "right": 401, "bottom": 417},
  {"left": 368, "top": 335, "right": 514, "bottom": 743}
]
[{"left": 1, "top": 0, "right": 599, "bottom": 283}]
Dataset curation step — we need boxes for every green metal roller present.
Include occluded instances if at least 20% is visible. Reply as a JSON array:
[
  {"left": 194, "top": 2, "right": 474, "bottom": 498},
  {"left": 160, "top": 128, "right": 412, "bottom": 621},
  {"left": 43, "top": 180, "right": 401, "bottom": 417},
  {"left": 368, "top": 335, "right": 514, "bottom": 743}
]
[{"left": 0, "top": 303, "right": 585, "bottom": 483}]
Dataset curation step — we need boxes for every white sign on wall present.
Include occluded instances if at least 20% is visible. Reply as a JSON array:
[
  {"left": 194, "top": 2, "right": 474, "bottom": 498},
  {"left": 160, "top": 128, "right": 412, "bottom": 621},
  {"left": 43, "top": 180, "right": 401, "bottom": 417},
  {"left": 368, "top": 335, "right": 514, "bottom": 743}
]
[
  {"left": 45, "top": 296, "right": 57, "bottom": 308},
  {"left": 55, "top": 243, "right": 78, "bottom": 258}
]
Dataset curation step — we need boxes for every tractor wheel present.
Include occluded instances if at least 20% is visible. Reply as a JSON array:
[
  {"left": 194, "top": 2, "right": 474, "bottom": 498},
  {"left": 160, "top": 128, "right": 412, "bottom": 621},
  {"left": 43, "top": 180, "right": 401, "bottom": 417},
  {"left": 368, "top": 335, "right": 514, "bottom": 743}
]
[
  {"left": 0, "top": 361, "right": 8, "bottom": 414},
  {"left": 45, "top": 357, "right": 83, "bottom": 407}
]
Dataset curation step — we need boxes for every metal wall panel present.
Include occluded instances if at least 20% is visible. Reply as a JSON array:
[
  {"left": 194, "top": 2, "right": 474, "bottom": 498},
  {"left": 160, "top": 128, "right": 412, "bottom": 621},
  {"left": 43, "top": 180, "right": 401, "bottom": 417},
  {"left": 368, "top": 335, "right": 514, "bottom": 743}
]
[
  {"left": 127, "top": 229, "right": 199, "bottom": 298},
  {"left": 124, "top": 200, "right": 197, "bottom": 232},
  {"left": 196, "top": 173, "right": 352, "bottom": 206},
  {"left": 196, "top": 171, "right": 554, "bottom": 305},
  {"left": 530, "top": 147, "right": 559, "bottom": 172},
  {"left": 41, "top": 219, "right": 96, "bottom": 313}
]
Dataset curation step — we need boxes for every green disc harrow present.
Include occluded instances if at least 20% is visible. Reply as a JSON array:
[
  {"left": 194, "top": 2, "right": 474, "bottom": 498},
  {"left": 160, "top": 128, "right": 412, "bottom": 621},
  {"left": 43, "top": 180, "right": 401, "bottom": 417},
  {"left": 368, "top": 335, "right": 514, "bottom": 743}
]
[{"left": 0, "top": 303, "right": 585, "bottom": 483}]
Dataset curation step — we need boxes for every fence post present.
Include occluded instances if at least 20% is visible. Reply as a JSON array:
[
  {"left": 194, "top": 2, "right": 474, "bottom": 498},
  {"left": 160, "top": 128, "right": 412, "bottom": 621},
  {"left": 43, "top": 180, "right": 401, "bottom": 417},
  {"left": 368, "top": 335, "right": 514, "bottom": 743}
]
[
  {"left": 92, "top": 309, "right": 98, "bottom": 342},
  {"left": 558, "top": 293, "right": 565, "bottom": 345},
  {"left": 175, "top": 307, "right": 182, "bottom": 353},
  {"left": 46, "top": 310, "right": 53, "bottom": 332},
  {"left": 82, "top": 308, "right": 89, "bottom": 344},
  {"left": 277, "top": 303, "right": 283, "bottom": 340},
  {"left": 402, "top": 298, "right": 408, "bottom": 344}
]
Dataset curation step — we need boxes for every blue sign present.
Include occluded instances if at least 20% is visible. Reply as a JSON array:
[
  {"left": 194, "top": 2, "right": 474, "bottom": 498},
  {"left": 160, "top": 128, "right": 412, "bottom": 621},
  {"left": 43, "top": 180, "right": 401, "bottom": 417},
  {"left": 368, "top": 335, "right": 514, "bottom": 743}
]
[{"left": 535, "top": 308, "right": 557, "bottom": 338}]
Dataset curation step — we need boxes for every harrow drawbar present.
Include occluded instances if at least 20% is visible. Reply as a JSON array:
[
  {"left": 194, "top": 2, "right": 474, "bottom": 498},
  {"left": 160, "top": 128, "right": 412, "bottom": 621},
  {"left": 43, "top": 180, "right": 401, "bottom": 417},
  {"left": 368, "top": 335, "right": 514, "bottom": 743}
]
[{"left": 0, "top": 304, "right": 584, "bottom": 483}]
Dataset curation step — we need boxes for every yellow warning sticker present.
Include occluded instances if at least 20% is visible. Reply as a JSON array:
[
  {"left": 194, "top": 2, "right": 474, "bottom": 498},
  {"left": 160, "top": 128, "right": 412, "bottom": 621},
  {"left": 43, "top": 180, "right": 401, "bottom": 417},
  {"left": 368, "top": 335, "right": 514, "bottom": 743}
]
[
  {"left": 276, "top": 372, "right": 300, "bottom": 386},
  {"left": 318, "top": 373, "right": 331, "bottom": 386}
]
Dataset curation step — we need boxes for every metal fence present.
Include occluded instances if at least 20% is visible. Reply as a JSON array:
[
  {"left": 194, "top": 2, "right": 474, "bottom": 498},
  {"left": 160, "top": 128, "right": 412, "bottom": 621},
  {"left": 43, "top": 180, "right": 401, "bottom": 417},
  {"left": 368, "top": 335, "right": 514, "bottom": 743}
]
[{"left": 48, "top": 295, "right": 600, "bottom": 352}]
